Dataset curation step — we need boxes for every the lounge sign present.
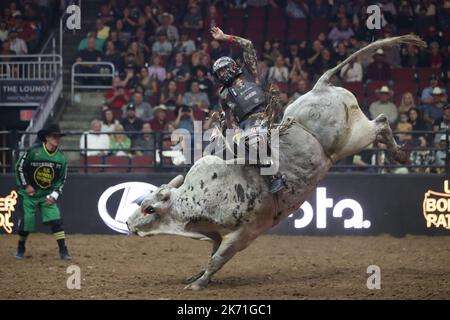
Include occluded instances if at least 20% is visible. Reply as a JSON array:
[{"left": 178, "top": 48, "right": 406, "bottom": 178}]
[
  {"left": 423, "top": 180, "right": 450, "bottom": 230},
  {"left": 0, "top": 80, "right": 52, "bottom": 105}
]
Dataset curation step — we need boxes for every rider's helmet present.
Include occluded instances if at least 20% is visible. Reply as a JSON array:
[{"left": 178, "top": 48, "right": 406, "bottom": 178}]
[{"left": 212, "top": 56, "right": 242, "bottom": 87}]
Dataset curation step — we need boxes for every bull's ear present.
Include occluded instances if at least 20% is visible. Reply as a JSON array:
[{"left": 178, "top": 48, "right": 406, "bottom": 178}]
[
  {"left": 157, "top": 188, "right": 171, "bottom": 202},
  {"left": 168, "top": 175, "right": 184, "bottom": 188}
]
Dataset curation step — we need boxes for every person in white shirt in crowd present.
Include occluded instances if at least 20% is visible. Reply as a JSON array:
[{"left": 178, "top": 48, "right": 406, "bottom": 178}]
[
  {"left": 80, "top": 119, "right": 110, "bottom": 156},
  {"left": 177, "top": 30, "right": 196, "bottom": 56},
  {"left": 0, "top": 19, "right": 8, "bottom": 42},
  {"left": 369, "top": 86, "right": 398, "bottom": 125},
  {"left": 340, "top": 59, "right": 363, "bottom": 82},
  {"left": 268, "top": 56, "right": 289, "bottom": 83},
  {"left": 151, "top": 31, "right": 173, "bottom": 56},
  {"left": 8, "top": 28, "right": 27, "bottom": 54}
]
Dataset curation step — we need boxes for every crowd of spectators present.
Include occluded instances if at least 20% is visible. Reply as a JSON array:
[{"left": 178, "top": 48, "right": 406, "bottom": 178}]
[
  {"left": 73, "top": 0, "right": 450, "bottom": 172},
  {"left": 0, "top": 1, "right": 60, "bottom": 58}
]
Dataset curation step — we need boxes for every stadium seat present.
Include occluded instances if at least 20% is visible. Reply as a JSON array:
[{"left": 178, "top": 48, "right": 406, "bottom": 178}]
[
  {"left": 131, "top": 156, "right": 155, "bottom": 173},
  {"left": 310, "top": 18, "right": 329, "bottom": 41},
  {"left": 394, "top": 81, "right": 418, "bottom": 105},
  {"left": 79, "top": 156, "right": 103, "bottom": 173},
  {"left": 105, "top": 156, "right": 130, "bottom": 172},
  {"left": 286, "top": 18, "right": 307, "bottom": 42},
  {"left": 176, "top": 81, "right": 186, "bottom": 94},
  {"left": 392, "top": 68, "right": 416, "bottom": 83},
  {"left": 266, "top": 8, "right": 287, "bottom": 43},
  {"left": 417, "top": 67, "right": 441, "bottom": 83},
  {"left": 225, "top": 8, "right": 245, "bottom": 35},
  {"left": 342, "top": 82, "right": 364, "bottom": 106}
]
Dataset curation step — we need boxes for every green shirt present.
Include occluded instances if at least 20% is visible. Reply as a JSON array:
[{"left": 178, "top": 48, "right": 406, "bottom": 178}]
[
  {"left": 15, "top": 144, "right": 67, "bottom": 199},
  {"left": 110, "top": 137, "right": 131, "bottom": 156}
]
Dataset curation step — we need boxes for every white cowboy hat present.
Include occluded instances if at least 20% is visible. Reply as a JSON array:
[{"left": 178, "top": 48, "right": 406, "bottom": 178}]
[
  {"left": 153, "top": 104, "right": 168, "bottom": 113},
  {"left": 378, "top": 85, "right": 391, "bottom": 94},
  {"left": 432, "top": 87, "right": 444, "bottom": 95}
]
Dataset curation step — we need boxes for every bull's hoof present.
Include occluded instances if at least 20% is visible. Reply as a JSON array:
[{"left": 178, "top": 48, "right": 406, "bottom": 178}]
[
  {"left": 185, "top": 270, "right": 205, "bottom": 284},
  {"left": 184, "top": 282, "right": 207, "bottom": 291}
]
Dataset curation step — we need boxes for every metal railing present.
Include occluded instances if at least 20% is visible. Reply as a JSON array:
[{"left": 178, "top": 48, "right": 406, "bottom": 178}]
[
  {"left": 0, "top": 54, "right": 62, "bottom": 83},
  {"left": 71, "top": 61, "right": 115, "bottom": 104},
  {"left": 1, "top": 129, "right": 449, "bottom": 175}
]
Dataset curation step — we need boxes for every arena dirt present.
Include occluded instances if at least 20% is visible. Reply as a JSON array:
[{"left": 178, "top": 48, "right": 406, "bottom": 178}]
[{"left": 1, "top": 234, "right": 449, "bottom": 299}]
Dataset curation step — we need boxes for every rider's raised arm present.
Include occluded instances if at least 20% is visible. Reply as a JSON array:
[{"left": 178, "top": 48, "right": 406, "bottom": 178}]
[{"left": 210, "top": 27, "right": 257, "bottom": 77}]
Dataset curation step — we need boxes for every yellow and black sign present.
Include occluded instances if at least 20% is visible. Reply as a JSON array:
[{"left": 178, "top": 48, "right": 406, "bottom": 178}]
[
  {"left": 33, "top": 165, "right": 54, "bottom": 189},
  {"left": 0, "top": 190, "right": 16, "bottom": 234},
  {"left": 423, "top": 180, "right": 450, "bottom": 230}
]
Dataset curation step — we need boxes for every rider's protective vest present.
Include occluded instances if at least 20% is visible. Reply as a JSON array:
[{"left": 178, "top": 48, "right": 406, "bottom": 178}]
[{"left": 221, "top": 70, "right": 266, "bottom": 122}]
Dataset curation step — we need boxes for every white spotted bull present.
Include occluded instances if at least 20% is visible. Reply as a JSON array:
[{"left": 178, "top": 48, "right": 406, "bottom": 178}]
[{"left": 127, "top": 35, "right": 426, "bottom": 290}]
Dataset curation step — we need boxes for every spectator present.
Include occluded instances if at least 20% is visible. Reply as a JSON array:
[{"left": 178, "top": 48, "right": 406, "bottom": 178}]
[
  {"left": 289, "top": 57, "right": 309, "bottom": 83},
  {"left": 121, "top": 7, "right": 138, "bottom": 36},
  {"left": 210, "top": 39, "right": 229, "bottom": 61},
  {"left": 194, "top": 66, "right": 214, "bottom": 103},
  {"left": 352, "top": 144, "right": 376, "bottom": 173},
  {"left": 366, "top": 49, "right": 392, "bottom": 81},
  {"left": 328, "top": 18, "right": 354, "bottom": 46},
  {"left": 152, "top": 31, "right": 173, "bottom": 56},
  {"left": 204, "top": 5, "right": 224, "bottom": 30},
  {"left": 108, "top": 29, "right": 125, "bottom": 52},
  {"left": 340, "top": 59, "right": 363, "bottom": 82},
  {"left": 183, "top": 4, "right": 203, "bottom": 31},
  {"left": 369, "top": 86, "right": 398, "bottom": 125},
  {"left": 0, "top": 19, "right": 8, "bottom": 42},
  {"left": 177, "top": 30, "right": 196, "bottom": 56},
  {"left": 247, "top": 0, "right": 278, "bottom": 7},
  {"left": 396, "top": 113, "right": 413, "bottom": 142},
  {"left": 183, "top": 81, "right": 210, "bottom": 109},
  {"left": 127, "top": 41, "right": 145, "bottom": 68},
  {"left": 422, "top": 87, "right": 448, "bottom": 127},
  {"left": 306, "top": 40, "right": 323, "bottom": 70},
  {"left": 102, "top": 41, "right": 123, "bottom": 73},
  {"left": 110, "top": 124, "right": 132, "bottom": 157},
  {"left": 410, "top": 136, "right": 435, "bottom": 173},
  {"left": 166, "top": 53, "right": 190, "bottom": 82},
  {"left": 429, "top": 42, "right": 444, "bottom": 69},
  {"left": 134, "top": 27, "right": 151, "bottom": 57},
  {"left": 408, "top": 107, "right": 428, "bottom": 132},
  {"left": 160, "top": 80, "right": 183, "bottom": 110},
  {"left": 401, "top": 44, "right": 421, "bottom": 68},
  {"left": 285, "top": 42, "right": 301, "bottom": 67},
  {"left": 174, "top": 104, "right": 204, "bottom": 134},
  {"left": 268, "top": 56, "right": 289, "bottom": 83},
  {"left": 313, "top": 48, "right": 335, "bottom": 78},
  {"left": 95, "top": 18, "right": 110, "bottom": 40},
  {"left": 262, "top": 40, "right": 274, "bottom": 66},
  {"left": 309, "top": 0, "right": 329, "bottom": 18},
  {"left": 135, "top": 123, "right": 155, "bottom": 157},
  {"left": 78, "top": 32, "right": 105, "bottom": 52},
  {"left": 147, "top": 55, "right": 167, "bottom": 82},
  {"left": 0, "top": 40, "right": 15, "bottom": 60},
  {"left": 398, "top": 92, "right": 416, "bottom": 114},
  {"left": 120, "top": 103, "right": 144, "bottom": 141},
  {"left": 105, "top": 77, "right": 132, "bottom": 118},
  {"left": 123, "top": 63, "right": 140, "bottom": 89},
  {"left": 14, "top": 15, "right": 37, "bottom": 51},
  {"left": 8, "top": 28, "right": 27, "bottom": 54},
  {"left": 156, "top": 12, "right": 178, "bottom": 43},
  {"left": 421, "top": 74, "right": 446, "bottom": 104},
  {"left": 286, "top": 0, "right": 308, "bottom": 19},
  {"left": 139, "top": 67, "right": 158, "bottom": 99},
  {"left": 434, "top": 135, "right": 448, "bottom": 173},
  {"left": 80, "top": 120, "right": 110, "bottom": 156},
  {"left": 432, "top": 104, "right": 450, "bottom": 146},
  {"left": 124, "top": 92, "right": 152, "bottom": 122},
  {"left": 75, "top": 37, "right": 102, "bottom": 85},
  {"left": 150, "top": 104, "right": 172, "bottom": 132},
  {"left": 415, "top": 0, "right": 436, "bottom": 16},
  {"left": 334, "top": 41, "right": 347, "bottom": 64},
  {"left": 396, "top": 1, "right": 414, "bottom": 30},
  {"left": 101, "top": 109, "right": 120, "bottom": 133},
  {"left": 98, "top": 3, "right": 116, "bottom": 27},
  {"left": 289, "top": 79, "right": 309, "bottom": 103}
]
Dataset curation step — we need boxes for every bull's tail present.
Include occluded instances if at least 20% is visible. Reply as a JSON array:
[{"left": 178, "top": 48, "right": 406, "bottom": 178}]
[{"left": 312, "top": 35, "right": 426, "bottom": 90}]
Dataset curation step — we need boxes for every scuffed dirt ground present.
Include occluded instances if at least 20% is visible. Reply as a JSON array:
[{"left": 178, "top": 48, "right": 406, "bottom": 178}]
[{"left": 1, "top": 234, "right": 449, "bottom": 299}]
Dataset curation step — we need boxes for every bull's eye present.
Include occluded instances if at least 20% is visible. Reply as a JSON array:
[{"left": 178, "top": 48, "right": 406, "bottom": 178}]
[{"left": 143, "top": 206, "right": 155, "bottom": 216}]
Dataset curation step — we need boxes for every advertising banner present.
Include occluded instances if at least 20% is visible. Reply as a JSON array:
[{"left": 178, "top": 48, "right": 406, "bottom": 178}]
[
  {"left": 0, "top": 173, "right": 449, "bottom": 236},
  {"left": 0, "top": 80, "right": 52, "bottom": 105}
]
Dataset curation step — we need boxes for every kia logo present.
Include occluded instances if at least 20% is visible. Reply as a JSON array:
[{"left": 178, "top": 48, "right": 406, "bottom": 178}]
[{"left": 98, "top": 182, "right": 157, "bottom": 233}]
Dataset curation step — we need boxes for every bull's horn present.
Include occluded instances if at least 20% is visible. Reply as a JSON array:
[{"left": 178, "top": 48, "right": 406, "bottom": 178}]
[{"left": 168, "top": 175, "right": 184, "bottom": 188}]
